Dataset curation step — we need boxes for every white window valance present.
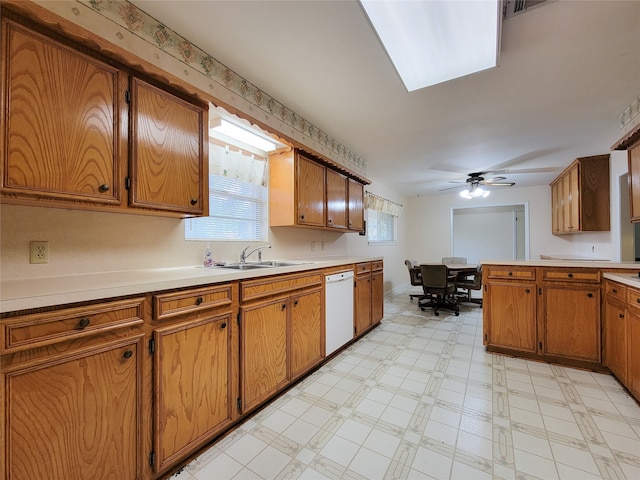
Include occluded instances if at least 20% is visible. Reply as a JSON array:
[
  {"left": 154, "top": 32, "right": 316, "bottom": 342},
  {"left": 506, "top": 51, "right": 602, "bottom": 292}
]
[
  {"left": 365, "top": 192, "right": 403, "bottom": 217},
  {"left": 209, "top": 143, "right": 267, "bottom": 186}
]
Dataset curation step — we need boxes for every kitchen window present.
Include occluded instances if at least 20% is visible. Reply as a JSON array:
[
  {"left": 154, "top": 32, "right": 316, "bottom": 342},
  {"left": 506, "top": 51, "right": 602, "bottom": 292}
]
[
  {"left": 185, "top": 144, "right": 268, "bottom": 241},
  {"left": 366, "top": 192, "right": 402, "bottom": 244}
]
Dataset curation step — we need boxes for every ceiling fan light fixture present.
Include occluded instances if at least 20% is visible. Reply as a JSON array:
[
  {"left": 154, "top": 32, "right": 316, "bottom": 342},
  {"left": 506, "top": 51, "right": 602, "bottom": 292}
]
[{"left": 460, "top": 186, "right": 490, "bottom": 199}]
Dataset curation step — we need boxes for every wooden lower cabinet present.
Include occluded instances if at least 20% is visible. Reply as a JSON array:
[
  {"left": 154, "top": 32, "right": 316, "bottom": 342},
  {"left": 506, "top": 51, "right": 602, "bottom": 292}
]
[
  {"left": 239, "top": 272, "right": 324, "bottom": 413},
  {"left": 484, "top": 281, "right": 537, "bottom": 353},
  {"left": 541, "top": 284, "right": 601, "bottom": 362},
  {"left": 289, "top": 288, "right": 323, "bottom": 380},
  {"left": 627, "top": 308, "right": 640, "bottom": 399},
  {"left": 153, "top": 313, "right": 233, "bottom": 473},
  {"left": 3, "top": 335, "right": 144, "bottom": 480},
  {"left": 371, "top": 268, "right": 384, "bottom": 325},
  {"left": 355, "top": 263, "right": 372, "bottom": 337},
  {"left": 604, "top": 281, "right": 627, "bottom": 382},
  {"left": 240, "top": 297, "right": 289, "bottom": 412}
]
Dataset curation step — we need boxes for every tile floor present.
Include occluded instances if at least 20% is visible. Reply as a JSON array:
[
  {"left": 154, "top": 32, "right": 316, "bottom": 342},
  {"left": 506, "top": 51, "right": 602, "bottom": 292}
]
[{"left": 173, "top": 288, "right": 640, "bottom": 480}]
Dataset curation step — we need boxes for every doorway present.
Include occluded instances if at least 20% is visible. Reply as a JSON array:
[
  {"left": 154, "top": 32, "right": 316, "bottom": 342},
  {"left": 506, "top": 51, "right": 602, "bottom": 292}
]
[{"left": 451, "top": 203, "right": 529, "bottom": 263}]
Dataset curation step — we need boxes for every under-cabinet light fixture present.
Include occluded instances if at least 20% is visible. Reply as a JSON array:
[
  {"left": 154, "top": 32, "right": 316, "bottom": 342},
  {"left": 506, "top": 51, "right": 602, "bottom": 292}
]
[
  {"left": 360, "top": 0, "right": 501, "bottom": 91},
  {"left": 210, "top": 118, "right": 279, "bottom": 152}
]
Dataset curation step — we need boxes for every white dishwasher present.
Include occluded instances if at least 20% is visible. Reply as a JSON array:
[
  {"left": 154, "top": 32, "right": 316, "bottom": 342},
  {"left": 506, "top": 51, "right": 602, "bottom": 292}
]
[{"left": 325, "top": 270, "right": 355, "bottom": 355}]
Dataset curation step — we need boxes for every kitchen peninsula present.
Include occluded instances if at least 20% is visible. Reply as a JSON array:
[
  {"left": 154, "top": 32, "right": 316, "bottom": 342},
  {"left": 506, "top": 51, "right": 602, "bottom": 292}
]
[{"left": 482, "top": 259, "right": 640, "bottom": 404}]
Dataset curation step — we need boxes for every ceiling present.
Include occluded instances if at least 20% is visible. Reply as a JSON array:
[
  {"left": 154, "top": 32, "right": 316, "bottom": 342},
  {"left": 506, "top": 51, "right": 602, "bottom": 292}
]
[{"left": 131, "top": 0, "right": 640, "bottom": 196}]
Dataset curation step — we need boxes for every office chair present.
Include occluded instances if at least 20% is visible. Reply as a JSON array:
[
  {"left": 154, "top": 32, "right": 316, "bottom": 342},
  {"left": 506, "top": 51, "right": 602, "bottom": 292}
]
[
  {"left": 441, "top": 257, "right": 467, "bottom": 264},
  {"left": 456, "top": 264, "right": 483, "bottom": 306},
  {"left": 404, "top": 259, "right": 424, "bottom": 301},
  {"left": 419, "top": 264, "right": 460, "bottom": 316}
]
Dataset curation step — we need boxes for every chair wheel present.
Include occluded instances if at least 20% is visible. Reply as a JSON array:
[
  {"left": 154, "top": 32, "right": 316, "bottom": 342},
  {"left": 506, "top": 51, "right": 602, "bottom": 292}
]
[
  {"left": 455, "top": 312, "right": 459, "bottom": 316},
  {"left": 434, "top": 312, "right": 439, "bottom": 316}
]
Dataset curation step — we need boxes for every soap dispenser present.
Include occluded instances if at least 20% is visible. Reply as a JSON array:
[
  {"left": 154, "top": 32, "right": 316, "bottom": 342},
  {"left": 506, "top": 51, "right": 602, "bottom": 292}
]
[{"left": 203, "top": 243, "right": 213, "bottom": 268}]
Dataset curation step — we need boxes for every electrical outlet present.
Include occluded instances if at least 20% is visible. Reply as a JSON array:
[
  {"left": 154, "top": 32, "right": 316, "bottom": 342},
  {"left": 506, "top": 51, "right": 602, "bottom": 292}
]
[
  {"left": 320, "top": 241, "right": 325, "bottom": 251},
  {"left": 311, "top": 241, "right": 316, "bottom": 251},
  {"left": 30, "top": 241, "right": 49, "bottom": 264}
]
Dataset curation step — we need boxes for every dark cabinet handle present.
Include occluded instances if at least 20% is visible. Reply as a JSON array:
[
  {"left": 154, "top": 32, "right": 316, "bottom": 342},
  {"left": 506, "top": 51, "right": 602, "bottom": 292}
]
[
  {"left": 568, "top": 273, "right": 574, "bottom": 278},
  {"left": 613, "top": 289, "right": 618, "bottom": 294},
  {"left": 328, "top": 218, "right": 333, "bottom": 224},
  {"left": 78, "top": 318, "right": 90, "bottom": 328},
  {"left": 190, "top": 198, "right": 198, "bottom": 205},
  {"left": 99, "top": 184, "right": 110, "bottom": 192},
  {"left": 508, "top": 272, "right": 513, "bottom": 276},
  {"left": 587, "top": 293, "right": 593, "bottom": 298},
  {"left": 300, "top": 214, "right": 305, "bottom": 220},
  {"left": 282, "top": 303, "right": 286, "bottom": 310},
  {"left": 221, "top": 322, "right": 227, "bottom": 329},
  {"left": 294, "top": 300, "right": 299, "bottom": 306},
  {"left": 123, "top": 350, "right": 133, "bottom": 359},
  {"left": 195, "top": 296, "right": 203, "bottom": 305},
  {"left": 620, "top": 313, "right": 625, "bottom": 319},
  {"left": 636, "top": 298, "right": 640, "bottom": 303},
  {"left": 525, "top": 289, "right": 530, "bottom": 294}
]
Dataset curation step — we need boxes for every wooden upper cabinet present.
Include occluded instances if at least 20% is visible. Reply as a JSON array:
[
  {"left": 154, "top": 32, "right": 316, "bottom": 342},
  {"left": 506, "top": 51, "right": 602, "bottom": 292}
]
[
  {"left": 269, "top": 148, "right": 367, "bottom": 231},
  {"left": 1, "top": 18, "right": 121, "bottom": 206},
  {"left": 348, "top": 178, "right": 365, "bottom": 232},
  {"left": 296, "top": 153, "right": 326, "bottom": 226},
  {"left": 129, "top": 77, "right": 207, "bottom": 216},
  {"left": 326, "top": 169, "right": 348, "bottom": 229},
  {"left": 549, "top": 154, "right": 609, "bottom": 234},
  {"left": 628, "top": 139, "right": 640, "bottom": 222}
]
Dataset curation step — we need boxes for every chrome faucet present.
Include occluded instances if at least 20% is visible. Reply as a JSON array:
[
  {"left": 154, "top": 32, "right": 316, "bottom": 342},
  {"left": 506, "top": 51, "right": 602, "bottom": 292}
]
[{"left": 240, "top": 245, "right": 271, "bottom": 263}]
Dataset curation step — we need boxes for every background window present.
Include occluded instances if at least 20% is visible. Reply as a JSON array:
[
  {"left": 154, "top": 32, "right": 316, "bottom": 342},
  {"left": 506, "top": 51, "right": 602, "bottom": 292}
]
[{"left": 367, "top": 209, "right": 396, "bottom": 243}]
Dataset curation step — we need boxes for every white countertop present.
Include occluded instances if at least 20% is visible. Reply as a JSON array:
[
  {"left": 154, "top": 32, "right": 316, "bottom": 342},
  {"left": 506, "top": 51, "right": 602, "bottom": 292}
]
[
  {"left": 481, "top": 259, "right": 640, "bottom": 269},
  {"left": 1, "top": 256, "right": 379, "bottom": 313},
  {"left": 603, "top": 272, "right": 640, "bottom": 288}
]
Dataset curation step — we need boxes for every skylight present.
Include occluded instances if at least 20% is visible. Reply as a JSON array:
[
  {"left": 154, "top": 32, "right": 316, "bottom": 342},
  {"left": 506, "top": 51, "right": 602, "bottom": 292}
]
[{"left": 360, "top": 0, "right": 502, "bottom": 91}]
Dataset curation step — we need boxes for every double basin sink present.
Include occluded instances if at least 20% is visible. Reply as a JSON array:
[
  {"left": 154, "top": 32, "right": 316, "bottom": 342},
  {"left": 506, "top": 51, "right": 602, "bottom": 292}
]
[{"left": 221, "top": 261, "right": 308, "bottom": 270}]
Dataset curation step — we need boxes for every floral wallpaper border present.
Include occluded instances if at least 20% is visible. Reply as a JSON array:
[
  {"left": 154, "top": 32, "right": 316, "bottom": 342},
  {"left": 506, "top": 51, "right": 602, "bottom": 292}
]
[{"left": 72, "top": 0, "right": 366, "bottom": 176}]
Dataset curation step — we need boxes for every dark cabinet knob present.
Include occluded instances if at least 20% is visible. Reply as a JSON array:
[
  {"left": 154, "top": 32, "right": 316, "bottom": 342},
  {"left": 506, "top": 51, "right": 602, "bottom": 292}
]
[
  {"left": 613, "top": 289, "right": 618, "bottom": 294},
  {"left": 195, "top": 296, "right": 203, "bottom": 305},
  {"left": 190, "top": 198, "right": 198, "bottom": 205},
  {"left": 78, "top": 318, "right": 90, "bottom": 328},
  {"left": 587, "top": 293, "right": 593, "bottom": 298},
  {"left": 525, "top": 289, "right": 530, "bottom": 294},
  {"left": 294, "top": 300, "right": 299, "bottom": 306},
  {"left": 328, "top": 218, "right": 333, "bottom": 224},
  {"left": 568, "top": 273, "right": 574, "bottom": 278},
  {"left": 221, "top": 322, "right": 227, "bottom": 329},
  {"left": 508, "top": 272, "right": 513, "bottom": 276},
  {"left": 300, "top": 214, "right": 305, "bottom": 220},
  {"left": 123, "top": 350, "right": 133, "bottom": 359},
  {"left": 619, "top": 313, "right": 625, "bottom": 319},
  {"left": 282, "top": 303, "right": 287, "bottom": 310},
  {"left": 99, "top": 184, "right": 110, "bottom": 192}
]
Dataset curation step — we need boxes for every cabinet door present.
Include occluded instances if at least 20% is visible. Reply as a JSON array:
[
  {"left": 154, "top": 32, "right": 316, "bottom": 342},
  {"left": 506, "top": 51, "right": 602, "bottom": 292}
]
[
  {"left": 129, "top": 77, "right": 206, "bottom": 215},
  {"left": 154, "top": 314, "right": 232, "bottom": 473},
  {"left": 5, "top": 337, "right": 143, "bottom": 480},
  {"left": 629, "top": 141, "right": 640, "bottom": 222},
  {"left": 485, "top": 282, "right": 536, "bottom": 353},
  {"left": 348, "top": 178, "right": 365, "bottom": 232},
  {"left": 604, "top": 298, "right": 627, "bottom": 382},
  {"left": 551, "top": 181, "right": 562, "bottom": 234},
  {"left": 326, "top": 169, "right": 348, "bottom": 229},
  {"left": 567, "top": 165, "right": 580, "bottom": 231},
  {"left": 627, "top": 309, "right": 640, "bottom": 399},
  {"left": 2, "top": 20, "right": 120, "bottom": 205},
  {"left": 241, "top": 298, "right": 288, "bottom": 412},
  {"left": 371, "top": 270, "right": 384, "bottom": 325},
  {"left": 542, "top": 285, "right": 600, "bottom": 362},
  {"left": 355, "top": 273, "right": 371, "bottom": 337},
  {"left": 296, "top": 154, "right": 325, "bottom": 226},
  {"left": 289, "top": 288, "right": 323, "bottom": 379}
]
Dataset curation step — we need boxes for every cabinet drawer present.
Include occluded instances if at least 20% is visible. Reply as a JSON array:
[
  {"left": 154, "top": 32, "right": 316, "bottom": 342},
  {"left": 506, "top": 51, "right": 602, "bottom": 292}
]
[
  {"left": 2, "top": 298, "right": 144, "bottom": 353},
  {"left": 154, "top": 284, "right": 232, "bottom": 321},
  {"left": 241, "top": 272, "right": 323, "bottom": 302},
  {"left": 605, "top": 280, "right": 626, "bottom": 300},
  {"left": 627, "top": 287, "right": 640, "bottom": 310},
  {"left": 542, "top": 268, "right": 600, "bottom": 283},
  {"left": 485, "top": 266, "right": 535, "bottom": 281},
  {"left": 355, "top": 262, "right": 371, "bottom": 276},
  {"left": 371, "top": 261, "right": 383, "bottom": 272}
]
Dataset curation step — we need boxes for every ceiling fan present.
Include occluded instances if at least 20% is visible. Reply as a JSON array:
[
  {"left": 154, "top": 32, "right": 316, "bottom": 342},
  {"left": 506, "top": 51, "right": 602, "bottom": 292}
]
[{"left": 440, "top": 171, "right": 515, "bottom": 198}]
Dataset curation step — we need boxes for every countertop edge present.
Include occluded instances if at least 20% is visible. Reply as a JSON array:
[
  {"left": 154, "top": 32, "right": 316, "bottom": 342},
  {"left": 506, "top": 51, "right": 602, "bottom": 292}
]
[
  {"left": 603, "top": 272, "right": 640, "bottom": 288},
  {"left": 1, "top": 257, "right": 381, "bottom": 313},
  {"left": 480, "top": 260, "right": 640, "bottom": 269}
]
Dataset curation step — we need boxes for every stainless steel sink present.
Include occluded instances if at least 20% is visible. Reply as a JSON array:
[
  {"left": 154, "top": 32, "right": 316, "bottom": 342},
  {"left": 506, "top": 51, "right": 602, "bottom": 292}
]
[{"left": 221, "top": 261, "right": 308, "bottom": 270}]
